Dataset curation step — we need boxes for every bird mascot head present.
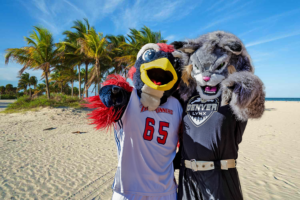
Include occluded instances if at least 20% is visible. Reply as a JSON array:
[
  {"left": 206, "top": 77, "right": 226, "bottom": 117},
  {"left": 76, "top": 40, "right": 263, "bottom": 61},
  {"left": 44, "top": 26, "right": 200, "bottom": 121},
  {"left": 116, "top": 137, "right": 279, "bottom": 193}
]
[{"left": 128, "top": 43, "right": 182, "bottom": 111}]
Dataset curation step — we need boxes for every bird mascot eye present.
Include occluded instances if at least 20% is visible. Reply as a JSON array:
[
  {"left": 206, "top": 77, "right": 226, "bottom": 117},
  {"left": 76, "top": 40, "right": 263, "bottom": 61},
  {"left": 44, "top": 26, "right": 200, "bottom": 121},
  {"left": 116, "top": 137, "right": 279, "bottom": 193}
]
[{"left": 142, "top": 49, "right": 156, "bottom": 61}]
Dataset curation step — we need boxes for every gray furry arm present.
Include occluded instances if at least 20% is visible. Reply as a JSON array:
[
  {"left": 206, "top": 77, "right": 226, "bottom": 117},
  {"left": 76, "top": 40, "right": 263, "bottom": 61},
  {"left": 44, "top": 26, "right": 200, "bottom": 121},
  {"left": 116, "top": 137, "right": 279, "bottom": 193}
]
[{"left": 221, "top": 71, "right": 265, "bottom": 121}]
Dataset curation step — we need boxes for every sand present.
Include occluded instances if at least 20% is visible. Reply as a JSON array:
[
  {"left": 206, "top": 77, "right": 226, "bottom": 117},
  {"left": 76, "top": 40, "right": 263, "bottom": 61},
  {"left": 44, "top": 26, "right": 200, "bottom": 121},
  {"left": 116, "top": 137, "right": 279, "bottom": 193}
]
[{"left": 0, "top": 102, "right": 300, "bottom": 200}]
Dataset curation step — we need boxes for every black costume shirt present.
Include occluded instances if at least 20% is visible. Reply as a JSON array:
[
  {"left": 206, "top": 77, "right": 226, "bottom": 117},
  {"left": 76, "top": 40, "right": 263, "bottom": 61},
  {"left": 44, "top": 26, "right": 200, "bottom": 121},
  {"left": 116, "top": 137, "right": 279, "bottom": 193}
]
[{"left": 178, "top": 90, "right": 247, "bottom": 200}]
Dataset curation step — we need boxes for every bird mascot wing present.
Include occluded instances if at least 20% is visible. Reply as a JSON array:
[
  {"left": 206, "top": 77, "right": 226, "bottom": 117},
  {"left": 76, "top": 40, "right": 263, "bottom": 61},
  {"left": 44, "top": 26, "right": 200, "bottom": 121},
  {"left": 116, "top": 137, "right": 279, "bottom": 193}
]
[{"left": 85, "top": 74, "right": 133, "bottom": 130}]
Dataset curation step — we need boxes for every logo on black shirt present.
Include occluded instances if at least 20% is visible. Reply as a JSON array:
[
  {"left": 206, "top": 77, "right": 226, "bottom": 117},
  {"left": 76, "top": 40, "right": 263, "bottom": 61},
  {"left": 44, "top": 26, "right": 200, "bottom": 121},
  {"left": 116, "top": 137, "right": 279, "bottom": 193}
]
[{"left": 186, "top": 95, "right": 219, "bottom": 127}]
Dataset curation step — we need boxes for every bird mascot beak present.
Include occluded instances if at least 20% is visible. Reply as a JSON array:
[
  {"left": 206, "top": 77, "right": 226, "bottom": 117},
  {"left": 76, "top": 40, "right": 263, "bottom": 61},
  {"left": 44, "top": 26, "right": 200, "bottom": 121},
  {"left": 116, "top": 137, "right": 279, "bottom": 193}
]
[{"left": 140, "top": 58, "right": 178, "bottom": 91}]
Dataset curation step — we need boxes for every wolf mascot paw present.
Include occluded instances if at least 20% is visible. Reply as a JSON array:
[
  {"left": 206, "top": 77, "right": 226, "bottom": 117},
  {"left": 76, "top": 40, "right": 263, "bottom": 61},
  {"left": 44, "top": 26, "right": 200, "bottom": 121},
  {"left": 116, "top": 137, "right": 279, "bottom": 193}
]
[{"left": 221, "top": 71, "right": 265, "bottom": 121}]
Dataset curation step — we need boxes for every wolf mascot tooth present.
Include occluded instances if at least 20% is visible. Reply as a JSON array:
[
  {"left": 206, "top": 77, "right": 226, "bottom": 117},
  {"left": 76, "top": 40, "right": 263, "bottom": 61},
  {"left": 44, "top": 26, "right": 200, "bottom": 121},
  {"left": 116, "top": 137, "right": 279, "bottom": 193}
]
[
  {"left": 172, "top": 31, "right": 265, "bottom": 200},
  {"left": 86, "top": 43, "right": 183, "bottom": 200}
]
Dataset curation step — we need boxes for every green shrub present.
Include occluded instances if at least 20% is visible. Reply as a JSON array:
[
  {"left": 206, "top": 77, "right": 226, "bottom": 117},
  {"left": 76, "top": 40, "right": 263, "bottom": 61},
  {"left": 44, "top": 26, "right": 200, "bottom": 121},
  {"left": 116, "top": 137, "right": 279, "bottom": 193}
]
[
  {"left": 0, "top": 94, "right": 17, "bottom": 99},
  {"left": 2, "top": 94, "right": 84, "bottom": 113}
]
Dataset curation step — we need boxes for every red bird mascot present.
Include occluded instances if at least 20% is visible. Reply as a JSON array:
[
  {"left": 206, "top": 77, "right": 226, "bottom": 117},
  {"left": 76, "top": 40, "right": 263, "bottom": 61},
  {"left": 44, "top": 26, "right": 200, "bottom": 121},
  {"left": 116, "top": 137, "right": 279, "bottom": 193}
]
[{"left": 86, "top": 43, "right": 183, "bottom": 200}]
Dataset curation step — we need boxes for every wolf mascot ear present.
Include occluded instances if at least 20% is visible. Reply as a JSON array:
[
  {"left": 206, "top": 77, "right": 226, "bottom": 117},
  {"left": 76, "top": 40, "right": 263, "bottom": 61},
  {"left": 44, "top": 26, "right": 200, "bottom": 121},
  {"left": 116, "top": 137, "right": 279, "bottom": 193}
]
[
  {"left": 172, "top": 31, "right": 265, "bottom": 121},
  {"left": 219, "top": 35, "right": 265, "bottom": 120}
]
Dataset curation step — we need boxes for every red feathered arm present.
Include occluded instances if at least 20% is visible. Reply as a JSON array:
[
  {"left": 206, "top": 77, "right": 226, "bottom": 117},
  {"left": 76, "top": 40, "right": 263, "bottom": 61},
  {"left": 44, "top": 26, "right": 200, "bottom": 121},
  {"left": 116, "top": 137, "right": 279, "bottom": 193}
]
[{"left": 84, "top": 74, "right": 133, "bottom": 131}]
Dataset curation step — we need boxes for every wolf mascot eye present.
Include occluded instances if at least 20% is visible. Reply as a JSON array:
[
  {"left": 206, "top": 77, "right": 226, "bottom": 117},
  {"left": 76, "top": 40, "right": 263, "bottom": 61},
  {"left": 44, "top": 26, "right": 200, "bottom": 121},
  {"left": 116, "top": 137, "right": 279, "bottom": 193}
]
[
  {"left": 85, "top": 43, "right": 183, "bottom": 199},
  {"left": 172, "top": 31, "right": 265, "bottom": 200}
]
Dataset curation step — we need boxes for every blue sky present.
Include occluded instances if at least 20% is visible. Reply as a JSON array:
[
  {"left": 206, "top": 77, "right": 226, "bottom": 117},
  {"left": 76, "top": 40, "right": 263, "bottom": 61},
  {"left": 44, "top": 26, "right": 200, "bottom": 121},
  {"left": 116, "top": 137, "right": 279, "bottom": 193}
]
[{"left": 0, "top": 0, "right": 300, "bottom": 97}]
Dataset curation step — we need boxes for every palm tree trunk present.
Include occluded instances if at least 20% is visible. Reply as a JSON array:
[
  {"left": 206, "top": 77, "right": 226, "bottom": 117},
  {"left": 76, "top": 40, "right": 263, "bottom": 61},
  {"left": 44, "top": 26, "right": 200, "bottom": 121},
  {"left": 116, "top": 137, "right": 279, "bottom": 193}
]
[
  {"left": 71, "top": 81, "right": 74, "bottom": 97},
  {"left": 96, "top": 60, "right": 100, "bottom": 95},
  {"left": 29, "top": 84, "right": 32, "bottom": 97},
  {"left": 98, "top": 83, "right": 101, "bottom": 95},
  {"left": 78, "top": 65, "right": 81, "bottom": 98},
  {"left": 45, "top": 71, "right": 50, "bottom": 99},
  {"left": 85, "top": 62, "right": 89, "bottom": 98}
]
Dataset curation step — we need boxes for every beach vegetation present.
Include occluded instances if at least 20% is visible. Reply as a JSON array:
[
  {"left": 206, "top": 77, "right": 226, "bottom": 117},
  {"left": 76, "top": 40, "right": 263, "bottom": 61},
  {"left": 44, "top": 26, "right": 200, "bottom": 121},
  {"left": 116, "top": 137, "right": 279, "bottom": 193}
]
[
  {"left": 5, "top": 26, "right": 61, "bottom": 99},
  {"left": 17, "top": 72, "right": 38, "bottom": 97},
  {"left": 3, "top": 19, "right": 167, "bottom": 109},
  {"left": 1, "top": 94, "right": 84, "bottom": 114},
  {"left": 0, "top": 84, "right": 20, "bottom": 99}
]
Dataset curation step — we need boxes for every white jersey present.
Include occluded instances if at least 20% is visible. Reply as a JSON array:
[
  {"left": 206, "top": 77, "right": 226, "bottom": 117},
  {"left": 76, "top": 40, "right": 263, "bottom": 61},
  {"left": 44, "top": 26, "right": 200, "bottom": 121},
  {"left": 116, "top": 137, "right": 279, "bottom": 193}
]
[{"left": 112, "top": 88, "right": 183, "bottom": 196}]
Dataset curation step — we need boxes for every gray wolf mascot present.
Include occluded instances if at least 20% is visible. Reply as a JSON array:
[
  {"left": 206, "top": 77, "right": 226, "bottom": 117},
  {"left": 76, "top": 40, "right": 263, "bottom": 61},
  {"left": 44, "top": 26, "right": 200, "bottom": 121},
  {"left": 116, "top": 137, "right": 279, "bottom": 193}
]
[{"left": 172, "top": 31, "right": 265, "bottom": 200}]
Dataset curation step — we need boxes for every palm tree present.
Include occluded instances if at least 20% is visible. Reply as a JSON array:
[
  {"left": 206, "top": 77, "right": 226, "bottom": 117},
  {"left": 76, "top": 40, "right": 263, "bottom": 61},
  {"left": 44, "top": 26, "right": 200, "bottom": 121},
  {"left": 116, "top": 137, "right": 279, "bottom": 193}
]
[
  {"left": 18, "top": 72, "right": 30, "bottom": 95},
  {"left": 28, "top": 75, "right": 37, "bottom": 97},
  {"left": 84, "top": 63, "right": 112, "bottom": 95},
  {"left": 59, "top": 19, "right": 93, "bottom": 98},
  {"left": 30, "top": 76, "right": 38, "bottom": 89},
  {"left": 62, "top": 67, "right": 78, "bottom": 96},
  {"left": 106, "top": 35, "right": 127, "bottom": 75},
  {"left": 49, "top": 65, "right": 70, "bottom": 94},
  {"left": 5, "top": 26, "right": 60, "bottom": 99},
  {"left": 5, "top": 84, "right": 14, "bottom": 95},
  {"left": 78, "top": 28, "right": 112, "bottom": 95},
  {"left": 0, "top": 86, "right": 5, "bottom": 95},
  {"left": 17, "top": 72, "right": 37, "bottom": 97},
  {"left": 115, "top": 26, "right": 167, "bottom": 68},
  {"left": 35, "top": 83, "right": 46, "bottom": 96}
]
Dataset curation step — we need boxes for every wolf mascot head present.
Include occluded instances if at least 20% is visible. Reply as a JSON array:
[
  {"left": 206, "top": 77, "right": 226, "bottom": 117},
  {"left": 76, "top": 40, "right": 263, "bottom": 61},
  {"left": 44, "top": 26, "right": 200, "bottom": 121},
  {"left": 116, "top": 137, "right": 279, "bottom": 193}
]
[{"left": 173, "top": 31, "right": 265, "bottom": 121}]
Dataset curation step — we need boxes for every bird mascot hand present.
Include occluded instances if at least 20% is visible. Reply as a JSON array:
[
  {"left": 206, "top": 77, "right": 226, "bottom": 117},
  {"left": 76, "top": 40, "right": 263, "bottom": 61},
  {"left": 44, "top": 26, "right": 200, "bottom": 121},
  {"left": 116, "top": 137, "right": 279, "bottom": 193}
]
[{"left": 99, "top": 85, "right": 131, "bottom": 108}]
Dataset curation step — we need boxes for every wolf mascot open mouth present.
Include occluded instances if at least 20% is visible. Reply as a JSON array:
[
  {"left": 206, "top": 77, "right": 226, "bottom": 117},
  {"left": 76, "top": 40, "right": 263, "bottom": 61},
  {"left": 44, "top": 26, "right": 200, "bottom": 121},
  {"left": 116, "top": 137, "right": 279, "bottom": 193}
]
[
  {"left": 172, "top": 31, "right": 265, "bottom": 200},
  {"left": 85, "top": 43, "right": 183, "bottom": 200}
]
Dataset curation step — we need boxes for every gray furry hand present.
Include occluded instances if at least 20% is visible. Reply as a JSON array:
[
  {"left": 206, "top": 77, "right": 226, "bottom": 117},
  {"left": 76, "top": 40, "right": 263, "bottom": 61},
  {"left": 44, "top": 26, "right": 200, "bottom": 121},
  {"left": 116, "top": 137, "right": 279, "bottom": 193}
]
[
  {"left": 221, "top": 71, "right": 265, "bottom": 120},
  {"left": 222, "top": 72, "right": 261, "bottom": 107}
]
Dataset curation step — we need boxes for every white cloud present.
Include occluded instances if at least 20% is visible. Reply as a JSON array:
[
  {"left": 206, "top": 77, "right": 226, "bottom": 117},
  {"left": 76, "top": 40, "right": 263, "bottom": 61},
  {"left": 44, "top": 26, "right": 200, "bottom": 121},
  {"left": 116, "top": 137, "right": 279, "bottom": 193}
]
[
  {"left": 206, "top": 0, "right": 224, "bottom": 12},
  {"left": 165, "top": 35, "right": 176, "bottom": 42},
  {"left": 32, "top": 0, "right": 50, "bottom": 15},
  {"left": 20, "top": 0, "right": 198, "bottom": 36},
  {"left": 62, "top": 0, "right": 87, "bottom": 18},
  {"left": 0, "top": 63, "right": 43, "bottom": 83},
  {"left": 0, "top": 66, "right": 20, "bottom": 82},
  {"left": 246, "top": 31, "right": 300, "bottom": 47},
  {"left": 21, "top": 0, "right": 124, "bottom": 35},
  {"left": 195, "top": 0, "right": 253, "bottom": 34},
  {"left": 252, "top": 8, "right": 300, "bottom": 24},
  {"left": 210, "top": 0, "right": 240, "bottom": 14},
  {"left": 238, "top": 27, "right": 261, "bottom": 37},
  {"left": 199, "top": 11, "right": 249, "bottom": 32},
  {"left": 0, "top": 53, "right": 43, "bottom": 84},
  {"left": 112, "top": 0, "right": 199, "bottom": 31}
]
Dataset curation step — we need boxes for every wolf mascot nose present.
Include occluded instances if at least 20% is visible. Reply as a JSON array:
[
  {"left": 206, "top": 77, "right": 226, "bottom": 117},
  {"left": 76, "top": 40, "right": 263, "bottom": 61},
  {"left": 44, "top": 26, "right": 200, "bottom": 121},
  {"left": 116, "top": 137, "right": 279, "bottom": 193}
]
[{"left": 203, "top": 76, "right": 210, "bottom": 82}]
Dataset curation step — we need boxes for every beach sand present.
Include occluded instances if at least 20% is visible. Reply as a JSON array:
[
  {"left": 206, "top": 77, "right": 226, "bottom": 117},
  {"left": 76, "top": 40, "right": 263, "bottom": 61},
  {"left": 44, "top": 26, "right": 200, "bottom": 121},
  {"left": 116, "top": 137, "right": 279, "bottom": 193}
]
[{"left": 0, "top": 101, "right": 300, "bottom": 199}]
